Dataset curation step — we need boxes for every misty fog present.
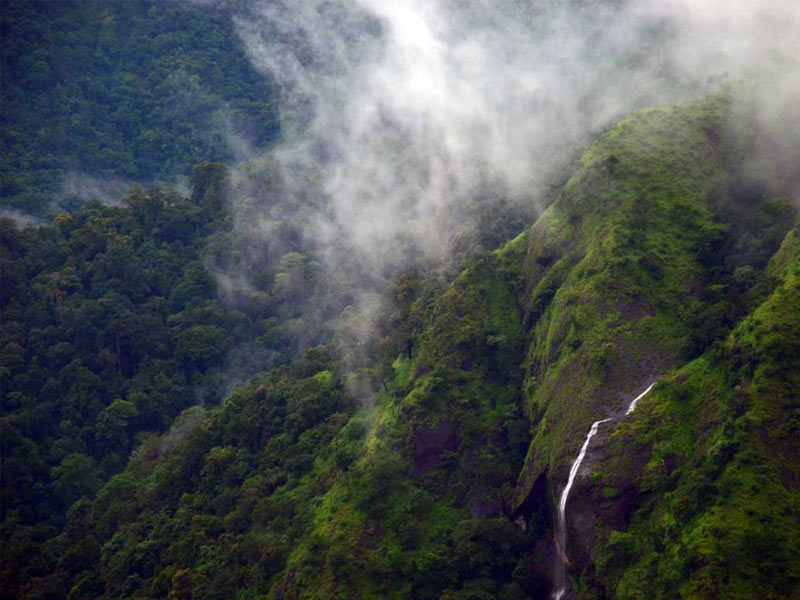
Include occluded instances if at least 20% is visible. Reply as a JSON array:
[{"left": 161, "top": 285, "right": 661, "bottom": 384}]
[{"left": 208, "top": 0, "right": 800, "bottom": 385}]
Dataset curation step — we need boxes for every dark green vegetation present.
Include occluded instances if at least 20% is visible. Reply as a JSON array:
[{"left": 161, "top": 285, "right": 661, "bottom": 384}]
[
  {"left": 0, "top": 162, "right": 349, "bottom": 598},
  {"left": 2, "top": 44, "right": 799, "bottom": 600},
  {"left": 0, "top": 5, "right": 800, "bottom": 600},
  {"left": 1, "top": 0, "right": 279, "bottom": 215}
]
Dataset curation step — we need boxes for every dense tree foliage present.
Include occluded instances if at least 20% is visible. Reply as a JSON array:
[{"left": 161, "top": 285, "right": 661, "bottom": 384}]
[
  {"left": 3, "top": 347, "right": 356, "bottom": 600},
  {"left": 2, "top": 222, "right": 543, "bottom": 599},
  {"left": 0, "top": 0, "right": 279, "bottom": 214},
  {"left": 1, "top": 6, "right": 798, "bottom": 596},
  {"left": 0, "top": 162, "right": 350, "bottom": 598}
]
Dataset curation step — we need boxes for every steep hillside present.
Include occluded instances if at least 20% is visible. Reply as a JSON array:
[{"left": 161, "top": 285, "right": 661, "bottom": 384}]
[
  {"left": 512, "top": 91, "right": 797, "bottom": 597},
  {"left": 3, "top": 90, "right": 798, "bottom": 600},
  {"left": 589, "top": 226, "right": 800, "bottom": 599},
  {"left": 26, "top": 233, "right": 541, "bottom": 600},
  {"left": 264, "top": 232, "right": 536, "bottom": 599}
]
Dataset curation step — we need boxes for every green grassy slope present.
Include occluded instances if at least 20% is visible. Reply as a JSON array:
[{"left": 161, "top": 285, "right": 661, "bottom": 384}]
[
  {"left": 513, "top": 92, "right": 794, "bottom": 519},
  {"left": 592, "top": 226, "right": 800, "bottom": 599},
  {"left": 511, "top": 91, "right": 798, "bottom": 597}
]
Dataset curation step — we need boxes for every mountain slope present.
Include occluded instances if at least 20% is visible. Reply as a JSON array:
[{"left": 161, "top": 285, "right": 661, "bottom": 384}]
[
  {"left": 4, "top": 90, "right": 798, "bottom": 599},
  {"left": 591, "top": 229, "right": 800, "bottom": 599},
  {"left": 513, "top": 90, "right": 798, "bottom": 597}
]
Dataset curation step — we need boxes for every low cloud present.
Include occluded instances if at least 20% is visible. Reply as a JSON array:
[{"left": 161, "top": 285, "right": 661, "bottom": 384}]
[
  {"left": 210, "top": 0, "right": 800, "bottom": 387},
  {"left": 0, "top": 207, "right": 46, "bottom": 228},
  {"left": 59, "top": 171, "right": 134, "bottom": 208}
]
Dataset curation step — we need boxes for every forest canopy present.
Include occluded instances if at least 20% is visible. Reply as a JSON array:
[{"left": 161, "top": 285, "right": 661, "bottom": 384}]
[{"left": 0, "top": 0, "right": 280, "bottom": 215}]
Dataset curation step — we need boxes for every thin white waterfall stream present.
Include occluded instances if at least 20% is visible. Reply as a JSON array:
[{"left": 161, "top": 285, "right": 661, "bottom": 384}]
[
  {"left": 625, "top": 382, "right": 656, "bottom": 416},
  {"left": 551, "top": 382, "right": 656, "bottom": 600},
  {"left": 552, "top": 417, "right": 610, "bottom": 600}
]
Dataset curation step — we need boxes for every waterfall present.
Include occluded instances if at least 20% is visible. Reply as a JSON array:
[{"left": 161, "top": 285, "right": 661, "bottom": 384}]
[
  {"left": 551, "top": 381, "right": 656, "bottom": 600},
  {"left": 625, "top": 382, "right": 656, "bottom": 415},
  {"left": 552, "top": 417, "right": 611, "bottom": 600}
]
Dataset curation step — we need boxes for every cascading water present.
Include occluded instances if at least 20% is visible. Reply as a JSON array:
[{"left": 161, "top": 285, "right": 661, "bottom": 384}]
[
  {"left": 551, "top": 382, "right": 656, "bottom": 600},
  {"left": 552, "top": 417, "right": 611, "bottom": 600},
  {"left": 625, "top": 382, "right": 656, "bottom": 416}
]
